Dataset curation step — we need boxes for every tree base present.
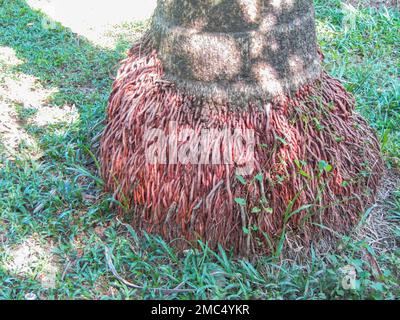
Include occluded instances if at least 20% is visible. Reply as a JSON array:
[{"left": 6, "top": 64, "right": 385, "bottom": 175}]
[{"left": 100, "top": 35, "right": 383, "bottom": 256}]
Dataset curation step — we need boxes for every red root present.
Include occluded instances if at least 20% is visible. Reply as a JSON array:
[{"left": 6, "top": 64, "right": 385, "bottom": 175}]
[{"left": 100, "top": 36, "right": 384, "bottom": 256}]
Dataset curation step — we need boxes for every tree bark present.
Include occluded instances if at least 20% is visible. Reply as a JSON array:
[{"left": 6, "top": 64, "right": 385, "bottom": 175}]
[{"left": 151, "top": 0, "right": 321, "bottom": 104}]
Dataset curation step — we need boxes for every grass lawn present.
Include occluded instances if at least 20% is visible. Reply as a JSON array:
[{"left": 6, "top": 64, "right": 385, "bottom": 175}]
[{"left": 0, "top": 0, "right": 399, "bottom": 299}]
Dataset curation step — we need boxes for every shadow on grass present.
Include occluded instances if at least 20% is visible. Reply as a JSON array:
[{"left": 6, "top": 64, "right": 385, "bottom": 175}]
[
  {"left": 0, "top": 0, "right": 146, "bottom": 280},
  {"left": 0, "top": 0, "right": 146, "bottom": 144}
]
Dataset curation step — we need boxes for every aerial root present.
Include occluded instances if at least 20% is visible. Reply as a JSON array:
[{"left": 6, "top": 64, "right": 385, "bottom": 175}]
[{"left": 100, "top": 36, "right": 384, "bottom": 256}]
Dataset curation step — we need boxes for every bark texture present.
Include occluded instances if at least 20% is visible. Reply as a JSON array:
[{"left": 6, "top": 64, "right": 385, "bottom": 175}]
[{"left": 152, "top": 0, "right": 321, "bottom": 104}]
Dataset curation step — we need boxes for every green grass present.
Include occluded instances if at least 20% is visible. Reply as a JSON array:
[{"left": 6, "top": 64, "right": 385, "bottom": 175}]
[
  {"left": 315, "top": 0, "right": 400, "bottom": 165},
  {"left": 0, "top": 0, "right": 399, "bottom": 300}
]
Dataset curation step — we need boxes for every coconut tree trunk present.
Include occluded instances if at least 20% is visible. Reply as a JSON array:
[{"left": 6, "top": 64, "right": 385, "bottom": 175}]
[
  {"left": 152, "top": 0, "right": 320, "bottom": 104},
  {"left": 100, "top": 0, "right": 383, "bottom": 256}
]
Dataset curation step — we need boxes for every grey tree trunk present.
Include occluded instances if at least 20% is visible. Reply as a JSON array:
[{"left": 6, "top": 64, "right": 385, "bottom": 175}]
[{"left": 151, "top": 0, "right": 321, "bottom": 104}]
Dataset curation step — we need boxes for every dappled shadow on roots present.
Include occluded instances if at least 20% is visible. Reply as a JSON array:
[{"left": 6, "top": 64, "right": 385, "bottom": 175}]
[{"left": 100, "top": 35, "right": 384, "bottom": 257}]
